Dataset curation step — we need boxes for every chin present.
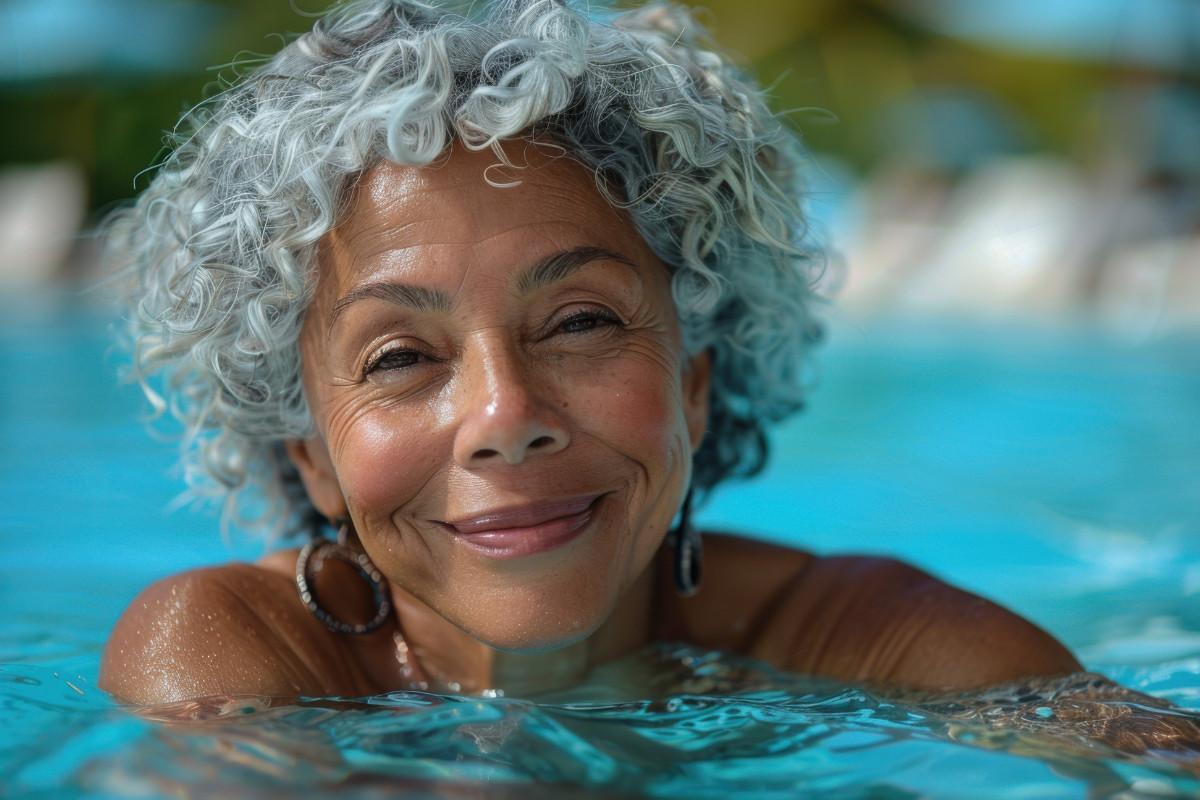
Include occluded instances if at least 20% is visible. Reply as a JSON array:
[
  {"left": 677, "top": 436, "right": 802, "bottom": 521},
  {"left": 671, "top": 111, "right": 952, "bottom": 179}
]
[
  {"left": 485, "top": 624, "right": 598, "bottom": 655},
  {"left": 470, "top": 601, "right": 612, "bottom": 653},
  {"left": 425, "top": 519, "right": 643, "bottom": 652},
  {"left": 453, "top": 574, "right": 618, "bottom": 653}
]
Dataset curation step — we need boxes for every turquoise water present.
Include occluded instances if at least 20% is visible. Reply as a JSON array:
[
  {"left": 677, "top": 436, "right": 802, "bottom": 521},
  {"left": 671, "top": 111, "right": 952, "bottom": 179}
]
[{"left": 3, "top": 297, "right": 1199, "bottom": 797}]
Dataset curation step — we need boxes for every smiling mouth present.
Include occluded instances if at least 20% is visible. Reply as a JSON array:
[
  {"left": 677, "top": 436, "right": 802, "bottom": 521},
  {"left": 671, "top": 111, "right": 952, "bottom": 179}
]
[{"left": 437, "top": 493, "right": 607, "bottom": 559}]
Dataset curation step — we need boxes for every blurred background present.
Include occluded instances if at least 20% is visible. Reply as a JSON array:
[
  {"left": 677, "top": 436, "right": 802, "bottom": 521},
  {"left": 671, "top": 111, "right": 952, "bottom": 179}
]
[
  {"left": 1, "top": 0, "right": 1198, "bottom": 674},
  {"left": 2, "top": 0, "right": 1198, "bottom": 328}
]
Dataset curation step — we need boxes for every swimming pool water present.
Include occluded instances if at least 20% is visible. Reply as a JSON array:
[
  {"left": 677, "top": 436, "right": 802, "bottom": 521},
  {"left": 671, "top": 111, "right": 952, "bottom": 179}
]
[{"left": 3, "top": 297, "right": 1199, "bottom": 797}]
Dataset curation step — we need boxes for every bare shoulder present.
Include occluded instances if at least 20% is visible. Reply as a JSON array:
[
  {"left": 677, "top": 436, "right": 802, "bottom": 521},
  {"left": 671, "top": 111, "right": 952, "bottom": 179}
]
[
  {"left": 664, "top": 532, "right": 818, "bottom": 650},
  {"left": 743, "top": 553, "right": 1082, "bottom": 691},
  {"left": 98, "top": 560, "right": 355, "bottom": 705}
]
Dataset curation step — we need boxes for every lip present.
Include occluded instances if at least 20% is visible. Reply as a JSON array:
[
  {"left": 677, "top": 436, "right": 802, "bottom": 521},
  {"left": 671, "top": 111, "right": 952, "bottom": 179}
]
[{"left": 439, "top": 493, "right": 605, "bottom": 559}]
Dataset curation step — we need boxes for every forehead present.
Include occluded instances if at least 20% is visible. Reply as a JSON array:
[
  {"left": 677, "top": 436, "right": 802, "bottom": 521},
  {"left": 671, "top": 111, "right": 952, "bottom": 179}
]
[{"left": 318, "top": 142, "right": 647, "bottom": 292}]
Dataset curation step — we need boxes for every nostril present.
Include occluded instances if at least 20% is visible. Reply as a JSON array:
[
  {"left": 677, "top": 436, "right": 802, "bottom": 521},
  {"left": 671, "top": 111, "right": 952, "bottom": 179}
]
[{"left": 462, "top": 430, "right": 567, "bottom": 466}]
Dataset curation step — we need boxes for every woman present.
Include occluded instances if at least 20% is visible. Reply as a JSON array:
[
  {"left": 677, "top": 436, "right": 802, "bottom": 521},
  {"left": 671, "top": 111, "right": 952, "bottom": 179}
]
[{"left": 99, "top": 0, "right": 1080, "bottom": 704}]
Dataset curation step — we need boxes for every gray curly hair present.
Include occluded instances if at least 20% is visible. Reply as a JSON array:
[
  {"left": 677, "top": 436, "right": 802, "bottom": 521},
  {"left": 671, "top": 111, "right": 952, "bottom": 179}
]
[{"left": 107, "top": 0, "right": 829, "bottom": 541}]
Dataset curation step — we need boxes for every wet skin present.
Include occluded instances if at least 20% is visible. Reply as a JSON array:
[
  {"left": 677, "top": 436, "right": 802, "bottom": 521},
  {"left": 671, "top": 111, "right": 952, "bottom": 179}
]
[{"left": 100, "top": 143, "right": 1081, "bottom": 704}]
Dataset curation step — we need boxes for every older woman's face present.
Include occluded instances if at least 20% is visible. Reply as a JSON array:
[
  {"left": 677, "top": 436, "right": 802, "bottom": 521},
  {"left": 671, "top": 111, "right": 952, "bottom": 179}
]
[{"left": 289, "top": 143, "right": 710, "bottom": 652}]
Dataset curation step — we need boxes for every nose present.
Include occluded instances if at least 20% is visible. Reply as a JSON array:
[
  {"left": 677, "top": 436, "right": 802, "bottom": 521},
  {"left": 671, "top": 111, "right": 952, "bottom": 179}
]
[{"left": 452, "top": 338, "right": 570, "bottom": 468}]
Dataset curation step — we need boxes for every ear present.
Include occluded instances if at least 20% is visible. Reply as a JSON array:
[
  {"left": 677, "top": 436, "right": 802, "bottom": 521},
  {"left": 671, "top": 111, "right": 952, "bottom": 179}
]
[
  {"left": 681, "top": 348, "right": 712, "bottom": 452},
  {"left": 284, "top": 436, "right": 348, "bottom": 520}
]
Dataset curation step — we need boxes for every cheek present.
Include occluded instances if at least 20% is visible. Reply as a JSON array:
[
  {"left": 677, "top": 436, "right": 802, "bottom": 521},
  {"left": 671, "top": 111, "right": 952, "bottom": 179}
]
[
  {"left": 327, "top": 400, "right": 443, "bottom": 519},
  {"left": 567, "top": 356, "right": 688, "bottom": 472}
]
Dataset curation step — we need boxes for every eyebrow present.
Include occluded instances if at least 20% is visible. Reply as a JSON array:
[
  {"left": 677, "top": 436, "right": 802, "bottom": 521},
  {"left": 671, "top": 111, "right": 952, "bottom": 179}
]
[
  {"left": 327, "top": 245, "right": 639, "bottom": 333},
  {"left": 515, "top": 245, "right": 638, "bottom": 294}
]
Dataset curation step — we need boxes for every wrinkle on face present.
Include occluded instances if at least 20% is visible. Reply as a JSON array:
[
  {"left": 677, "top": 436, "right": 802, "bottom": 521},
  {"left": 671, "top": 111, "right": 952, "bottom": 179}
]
[{"left": 289, "top": 140, "right": 709, "bottom": 659}]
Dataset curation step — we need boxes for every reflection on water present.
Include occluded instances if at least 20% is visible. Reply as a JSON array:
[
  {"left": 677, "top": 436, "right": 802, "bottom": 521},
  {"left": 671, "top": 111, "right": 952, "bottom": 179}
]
[{"left": 4, "top": 645, "right": 1200, "bottom": 798}]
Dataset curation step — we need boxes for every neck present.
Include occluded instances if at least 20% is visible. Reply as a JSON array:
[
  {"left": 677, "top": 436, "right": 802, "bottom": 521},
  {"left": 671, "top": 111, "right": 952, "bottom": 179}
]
[{"left": 386, "top": 560, "right": 660, "bottom": 697}]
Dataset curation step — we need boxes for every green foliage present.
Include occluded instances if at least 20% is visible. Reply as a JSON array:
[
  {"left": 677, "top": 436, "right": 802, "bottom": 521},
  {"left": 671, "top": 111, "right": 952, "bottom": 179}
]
[{"left": 0, "top": 0, "right": 1181, "bottom": 216}]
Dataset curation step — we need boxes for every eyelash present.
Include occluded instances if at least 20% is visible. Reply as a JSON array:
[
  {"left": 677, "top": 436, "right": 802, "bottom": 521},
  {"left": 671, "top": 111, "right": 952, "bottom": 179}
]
[
  {"left": 364, "top": 348, "right": 426, "bottom": 375},
  {"left": 556, "top": 308, "right": 622, "bottom": 334},
  {"left": 363, "top": 309, "right": 622, "bottom": 376}
]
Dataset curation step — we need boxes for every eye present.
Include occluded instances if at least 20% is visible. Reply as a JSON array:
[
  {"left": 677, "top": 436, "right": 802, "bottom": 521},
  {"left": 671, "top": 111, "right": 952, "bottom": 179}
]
[
  {"left": 556, "top": 309, "right": 622, "bottom": 335},
  {"left": 365, "top": 347, "right": 427, "bottom": 375}
]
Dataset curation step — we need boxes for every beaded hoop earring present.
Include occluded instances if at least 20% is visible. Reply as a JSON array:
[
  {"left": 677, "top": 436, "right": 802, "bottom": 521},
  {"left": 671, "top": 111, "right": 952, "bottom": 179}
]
[
  {"left": 669, "top": 487, "right": 702, "bottom": 597},
  {"left": 295, "top": 519, "right": 392, "bottom": 635}
]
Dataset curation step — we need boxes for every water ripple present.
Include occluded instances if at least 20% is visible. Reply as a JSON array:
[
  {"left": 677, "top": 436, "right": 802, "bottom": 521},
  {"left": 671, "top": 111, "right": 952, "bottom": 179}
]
[{"left": 5, "top": 644, "right": 1197, "bottom": 798}]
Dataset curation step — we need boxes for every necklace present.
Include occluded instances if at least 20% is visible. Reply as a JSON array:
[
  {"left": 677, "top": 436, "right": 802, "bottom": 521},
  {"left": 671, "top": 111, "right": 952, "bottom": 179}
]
[{"left": 392, "top": 630, "right": 440, "bottom": 691}]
